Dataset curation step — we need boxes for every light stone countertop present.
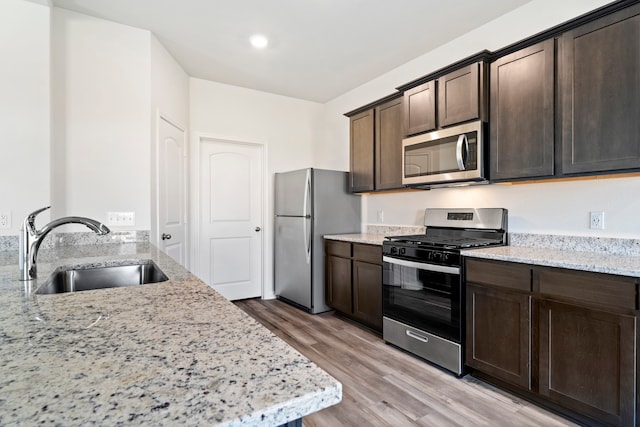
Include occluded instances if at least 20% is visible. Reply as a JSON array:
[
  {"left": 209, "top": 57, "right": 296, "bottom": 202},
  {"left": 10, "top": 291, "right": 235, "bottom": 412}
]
[
  {"left": 324, "top": 225, "right": 426, "bottom": 246},
  {"left": 0, "top": 243, "right": 341, "bottom": 426},
  {"left": 462, "top": 245, "right": 640, "bottom": 278},
  {"left": 323, "top": 233, "right": 387, "bottom": 246}
]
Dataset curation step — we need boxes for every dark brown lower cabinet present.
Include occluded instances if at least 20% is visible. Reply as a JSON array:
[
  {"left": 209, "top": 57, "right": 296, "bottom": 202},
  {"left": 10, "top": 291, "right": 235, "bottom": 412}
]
[
  {"left": 466, "top": 284, "right": 531, "bottom": 390},
  {"left": 325, "top": 253, "right": 352, "bottom": 314},
  {"left": 465, "top": 258, "right": 638, "bottom": 426},
  {"left": 539, "top": 300, "right": 636, "bottom": 426},
  {"left": 324, "top": 240, "right": 382, "bottom": 332},
  {"left": 353, "top": 260, "right": 382, "bottom": 330}
]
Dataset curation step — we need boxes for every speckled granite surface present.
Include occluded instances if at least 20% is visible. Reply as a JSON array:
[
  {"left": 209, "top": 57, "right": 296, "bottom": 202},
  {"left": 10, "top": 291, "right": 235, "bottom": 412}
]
[
  {"left": 0, "top": 243, "right": 341, "bottom": 426},
  {"left": 509, "top": 232, "right": 640, "bottom": 256},
  {"left": 324, "top": 224, "right": 426, "bottom": 246},
  {"left": 323, "top": 233, "right": 387, "bottom": 245},
  {"left": 463, "top": 246, "right": 640, "bottom": 278}
]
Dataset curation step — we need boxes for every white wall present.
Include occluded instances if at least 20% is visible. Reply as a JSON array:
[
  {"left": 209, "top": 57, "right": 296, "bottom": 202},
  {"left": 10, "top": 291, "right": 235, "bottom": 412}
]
[
  {"left": 150, "top": 35, "right": 190, "bottom": 244},
  {"left": 0, "top": 0, "right": 51, "bottom": 235},
  {"left": 320, "top": 0, "right": 640, "bottom": 238},
  {"left": 190, "top": 78, "right": 323, "bottom": 296},
  {"left": 51, "top": 8, "right": 151, "bottom": 230}
]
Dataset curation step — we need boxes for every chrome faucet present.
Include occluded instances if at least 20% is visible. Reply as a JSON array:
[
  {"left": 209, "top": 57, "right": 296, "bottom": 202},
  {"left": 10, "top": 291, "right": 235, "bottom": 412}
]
[{"left": 19, "top": 206, "right": 111, "bottom": 281}]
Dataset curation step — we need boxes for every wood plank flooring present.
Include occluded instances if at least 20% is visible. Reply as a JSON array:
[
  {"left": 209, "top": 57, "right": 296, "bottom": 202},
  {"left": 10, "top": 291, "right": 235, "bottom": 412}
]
[{"left": 234, "top": 298, "right": 579, "bottom": 427}]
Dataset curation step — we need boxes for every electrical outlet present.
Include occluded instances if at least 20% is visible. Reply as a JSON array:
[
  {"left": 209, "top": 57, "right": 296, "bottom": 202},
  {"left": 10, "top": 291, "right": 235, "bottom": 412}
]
[
  {"left": 107, "top": 212, "right": 135, "bottom": 226},
  {"left": 377, "top": 210, "right": 384, "bottom": 223},
  {"left": 0, "top": 211, "right": 11, "bottom": 229},
  {"left": 590, "top": 211, "right": 604, "bottom": 230}
]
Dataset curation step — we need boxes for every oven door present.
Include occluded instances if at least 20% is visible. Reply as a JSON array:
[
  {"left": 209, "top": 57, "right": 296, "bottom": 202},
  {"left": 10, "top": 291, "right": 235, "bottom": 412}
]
[{"left": 382, "top": 256, "right": 461, "bottom": 343}]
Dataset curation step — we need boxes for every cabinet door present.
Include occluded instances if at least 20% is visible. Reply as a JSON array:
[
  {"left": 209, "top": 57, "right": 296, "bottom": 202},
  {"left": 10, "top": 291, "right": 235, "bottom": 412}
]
[
  {"left": 325, "top": 254, "right": 352, "bottom": 314},
  {"left": 349, "top": 109, "right": 375, "bottom": 192},
  {"left": 539, "top": 300, "right": 636, "bottom": 426},
  {"left": 466, "top": 284, "right": 531, "bottom": 390},
  {"left": 438, "top": 63, "right": 483, "bottom": 127},
  {"left": 403, "top": 81, "right": 436, "bottom": 136},
  {"left": 353, "top": 260, "right": 382, "bottom": 331},
  {"left": 375, "top": 97, "right": 403, "bottom": 190},
  {"left": 559, "top": 5, "right": 640, "bottom": 174},
  {"left": 490, "top": 40, "right": 555, "bottom": 180}
]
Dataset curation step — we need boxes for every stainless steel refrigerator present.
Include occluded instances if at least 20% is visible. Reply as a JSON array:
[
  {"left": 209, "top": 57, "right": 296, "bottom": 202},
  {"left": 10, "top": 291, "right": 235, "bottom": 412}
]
[{"left": 275, "top": 168, "right": 361, "bottom": 314}]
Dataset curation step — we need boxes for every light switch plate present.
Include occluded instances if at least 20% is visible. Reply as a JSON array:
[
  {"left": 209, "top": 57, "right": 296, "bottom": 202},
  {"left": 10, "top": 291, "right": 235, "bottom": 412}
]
[{"left": 107, "top": 212, "right": 135, "bottom": 226}]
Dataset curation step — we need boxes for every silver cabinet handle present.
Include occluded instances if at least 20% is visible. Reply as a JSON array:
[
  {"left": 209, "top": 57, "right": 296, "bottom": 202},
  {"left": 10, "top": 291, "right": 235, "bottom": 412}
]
[
  {"left": 161, "top": 233, "right": 172, "bottom": 240},
  {"left": 255, "top": 227, "right": 261, "bottom": 232},
  {"left": 456, "top": 134, "right": 468, "bottom": 171}
]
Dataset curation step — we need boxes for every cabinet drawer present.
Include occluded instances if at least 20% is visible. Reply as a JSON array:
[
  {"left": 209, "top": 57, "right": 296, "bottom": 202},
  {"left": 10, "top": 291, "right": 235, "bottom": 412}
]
[
  {"left": 353, "top": 243, "right": 382, "bottom": 264},
  {"left": 466, "top": 259, "right": 531, "bottom": 292},
  {"left": 538, "top": 268, "right": 637, "bottom": 312},
  {"left": 325, "top": 240, "right": 351, "bottom": 258}
]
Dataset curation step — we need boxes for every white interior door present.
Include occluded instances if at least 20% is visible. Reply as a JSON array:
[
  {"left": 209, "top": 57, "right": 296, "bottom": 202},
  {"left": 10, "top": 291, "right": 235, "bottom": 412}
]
[
  {"left": 158, "top": 115, "right": 188, "bottom": 266},
  {"left": 198, "top": 139, "right": 263, "bottom": 300}
]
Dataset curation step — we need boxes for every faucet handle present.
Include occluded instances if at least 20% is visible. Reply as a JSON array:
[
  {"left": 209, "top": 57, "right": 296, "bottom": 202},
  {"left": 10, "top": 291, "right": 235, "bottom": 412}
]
[{"left": 24, "top": 206, "right": 51, "bottom": 234}]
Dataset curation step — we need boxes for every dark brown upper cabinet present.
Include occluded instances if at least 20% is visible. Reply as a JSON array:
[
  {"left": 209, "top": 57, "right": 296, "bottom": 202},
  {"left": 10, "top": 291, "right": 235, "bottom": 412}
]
[
  {"left": 403, "top": 62, "right": 486, "bottom": 138},
  {"left": 375, "top": 97, "right": 403, "bottom": 191},
  {"left": 438, "top": 62, "right": 487, "bottom": 127},
  {"left": 349, "top": 109, "right": 375, "bottom": 192},
  {"left": 403, "top": 80, "right": 436, "bottom": 136},
  {"left": 490, "top": 39, "right": 555, "bottom": 181},
  {"left": 348, "top": 94, "right": 403, "bottom": 193},
  {"left": 559, "top": 4, "right": 640, "bottom": 175}
]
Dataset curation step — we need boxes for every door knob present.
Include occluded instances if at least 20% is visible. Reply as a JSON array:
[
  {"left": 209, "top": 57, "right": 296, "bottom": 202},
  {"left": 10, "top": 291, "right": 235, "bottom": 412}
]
[
  {"left": 162, "top": 233, "right": 172, "bottom": 240},
  {"left": 255, "top": 227, "right": 261, "bottom": 232}
]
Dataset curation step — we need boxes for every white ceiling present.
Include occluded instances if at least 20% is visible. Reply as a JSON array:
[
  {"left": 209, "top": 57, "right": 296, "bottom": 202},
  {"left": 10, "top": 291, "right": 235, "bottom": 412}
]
[{"left": 51, "top": 0, "right": 532, "bottom": 103}]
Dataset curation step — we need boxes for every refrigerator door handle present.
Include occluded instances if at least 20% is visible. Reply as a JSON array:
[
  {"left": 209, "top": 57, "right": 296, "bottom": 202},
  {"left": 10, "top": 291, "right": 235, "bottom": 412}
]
[
  {"left": 303, "top": 169, "right": 311, "bottom": 218},
  {"left": 303, "top": 169, "right": 312, "bottom": 263},
  {"left": 304, "top": 217, "right": 311, "bottom": 263}
]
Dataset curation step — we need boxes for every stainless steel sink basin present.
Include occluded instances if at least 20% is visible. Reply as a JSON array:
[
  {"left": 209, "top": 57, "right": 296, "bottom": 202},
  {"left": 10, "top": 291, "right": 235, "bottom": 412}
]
[{"left": 36, "top": 262, "right": 169, "bottom": 294}]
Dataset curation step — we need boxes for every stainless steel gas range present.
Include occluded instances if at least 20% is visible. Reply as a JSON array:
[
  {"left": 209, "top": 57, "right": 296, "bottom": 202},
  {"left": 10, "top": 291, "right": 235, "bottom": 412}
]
[{"left": 382, "top": 208, "right": 508, "bottom": 376}]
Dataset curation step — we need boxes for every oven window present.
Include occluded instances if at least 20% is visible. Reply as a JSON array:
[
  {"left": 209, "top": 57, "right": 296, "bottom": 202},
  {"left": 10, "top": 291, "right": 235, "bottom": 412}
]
[
  {"left": 404, "top": 131, "right": 478, "bottom": 178},
  {"left": 383, "top": 260, "right": 461, "bottom": 343}
]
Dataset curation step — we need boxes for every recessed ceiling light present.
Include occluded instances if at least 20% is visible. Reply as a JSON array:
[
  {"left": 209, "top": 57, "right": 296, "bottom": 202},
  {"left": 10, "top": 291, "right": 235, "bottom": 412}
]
[{"left": 250, "top": 34, "right": 268, "bottom": 49}]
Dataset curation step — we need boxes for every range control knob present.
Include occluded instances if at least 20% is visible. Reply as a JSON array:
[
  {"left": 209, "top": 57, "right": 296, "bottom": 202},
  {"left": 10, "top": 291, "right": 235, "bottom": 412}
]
[
  {"left": 432, "top": 252, "right": 442, "bottom": 261},
  {"left": 390, "top": 247, "right": 398, "bottom": 254},
  {"left": 399, "top": 248, "right": 406, "bottom": 255}
]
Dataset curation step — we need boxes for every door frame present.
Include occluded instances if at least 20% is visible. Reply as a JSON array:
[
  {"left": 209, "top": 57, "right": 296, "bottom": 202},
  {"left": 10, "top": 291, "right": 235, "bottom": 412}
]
[
  {"left": 154, "top": 110, "right": 189, "bottom": 266},
  {"left": 191, "top": 132, "right": 268, "bottom": 298}
]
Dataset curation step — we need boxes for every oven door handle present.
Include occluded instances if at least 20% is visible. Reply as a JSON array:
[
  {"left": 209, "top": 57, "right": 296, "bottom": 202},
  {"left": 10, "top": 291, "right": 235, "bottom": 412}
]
[{"left": 383, "top": 256, "right": 460, "bottom": 275}]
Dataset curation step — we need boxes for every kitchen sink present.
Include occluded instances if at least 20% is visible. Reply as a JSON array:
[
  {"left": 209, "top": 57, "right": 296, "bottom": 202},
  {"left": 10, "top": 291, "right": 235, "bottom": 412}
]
[{"left": 35, "top": 262, "right": 169, "bottom": 295}]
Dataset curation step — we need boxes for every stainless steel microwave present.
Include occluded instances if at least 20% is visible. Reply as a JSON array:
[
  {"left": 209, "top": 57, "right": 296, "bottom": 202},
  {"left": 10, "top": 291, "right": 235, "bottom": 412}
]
[{"left": 402, "top": 120, "right": 486, "bottom": 187}]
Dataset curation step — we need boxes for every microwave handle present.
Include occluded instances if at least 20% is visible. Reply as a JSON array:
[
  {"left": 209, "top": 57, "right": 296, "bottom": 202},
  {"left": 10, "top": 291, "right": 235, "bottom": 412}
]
[{"left": 456, "top": 134, "right": 468, "bottom": 171}]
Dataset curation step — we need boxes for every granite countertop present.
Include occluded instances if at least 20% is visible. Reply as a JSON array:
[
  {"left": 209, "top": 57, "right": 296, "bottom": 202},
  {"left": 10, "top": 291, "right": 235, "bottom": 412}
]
[
  {"left": 463, "top": 246, "right": 640, "bottom": 278},
  {"left": 323, "top": 233, "right": 386, "bottom": 246},
  {"left": 324, "top": 225, "right": 426, "bottom": 246},
  {"left": 0, "top": 243, "right": 341, "bottom": 426}
]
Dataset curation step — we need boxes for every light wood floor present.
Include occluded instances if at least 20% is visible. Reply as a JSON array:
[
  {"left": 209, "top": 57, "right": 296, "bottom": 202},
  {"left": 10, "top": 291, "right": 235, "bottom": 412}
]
[{"left": 234, "top": 298, "right": 580, "bottom": 427}]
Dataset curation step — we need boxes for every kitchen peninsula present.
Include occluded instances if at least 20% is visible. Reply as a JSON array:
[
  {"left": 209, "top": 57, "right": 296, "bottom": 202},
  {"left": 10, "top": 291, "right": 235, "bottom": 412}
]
[{"left": 0, "top": 240, "right": 341, "bottom": 426}]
